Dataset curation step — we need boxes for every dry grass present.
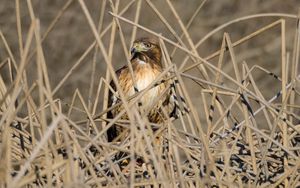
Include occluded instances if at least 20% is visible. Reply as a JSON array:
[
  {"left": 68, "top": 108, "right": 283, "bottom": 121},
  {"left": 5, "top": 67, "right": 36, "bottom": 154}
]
[{"left": 0, "top": 0, "right": 300, "bottom": 187}]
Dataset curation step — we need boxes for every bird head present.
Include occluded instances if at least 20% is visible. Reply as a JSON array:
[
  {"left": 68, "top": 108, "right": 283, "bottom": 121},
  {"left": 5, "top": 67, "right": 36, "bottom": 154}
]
[{"left": 130, "top": 37, "right": 162, "bottom": 64}]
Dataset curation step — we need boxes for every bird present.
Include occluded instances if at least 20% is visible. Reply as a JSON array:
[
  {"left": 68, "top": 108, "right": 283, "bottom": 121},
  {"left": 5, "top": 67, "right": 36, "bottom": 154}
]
[{"left": 106, "top": 37, "right": 175, "bottom": 143}]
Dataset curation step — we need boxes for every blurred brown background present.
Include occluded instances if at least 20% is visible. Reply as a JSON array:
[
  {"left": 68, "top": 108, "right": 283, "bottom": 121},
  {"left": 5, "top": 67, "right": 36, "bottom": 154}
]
[{"left": 0, "top": 0, "right": 299, "bottom": 120}]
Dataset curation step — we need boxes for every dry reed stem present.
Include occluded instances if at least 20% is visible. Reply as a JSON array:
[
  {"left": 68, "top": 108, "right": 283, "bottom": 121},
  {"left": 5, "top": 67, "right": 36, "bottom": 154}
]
[{"left": 0, "top": 0, "right": 299, "bottom": 187}]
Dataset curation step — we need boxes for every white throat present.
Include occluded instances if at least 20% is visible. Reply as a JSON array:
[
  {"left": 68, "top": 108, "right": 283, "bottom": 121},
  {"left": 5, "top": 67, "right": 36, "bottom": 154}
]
[{"left": 137, "top": 59, "right": 146, "bottom": 65}]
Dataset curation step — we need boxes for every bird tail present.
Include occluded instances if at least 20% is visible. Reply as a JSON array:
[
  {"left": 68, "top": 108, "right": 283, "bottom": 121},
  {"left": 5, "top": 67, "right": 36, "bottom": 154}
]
[{"left": 169, "top": 78, "right": 190, "bottom": 119}]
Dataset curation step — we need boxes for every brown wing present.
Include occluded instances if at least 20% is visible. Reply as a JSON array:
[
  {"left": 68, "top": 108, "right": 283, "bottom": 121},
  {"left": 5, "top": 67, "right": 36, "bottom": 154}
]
[{"left": 106, "top": 65, "right": 127, "bottom": 142}]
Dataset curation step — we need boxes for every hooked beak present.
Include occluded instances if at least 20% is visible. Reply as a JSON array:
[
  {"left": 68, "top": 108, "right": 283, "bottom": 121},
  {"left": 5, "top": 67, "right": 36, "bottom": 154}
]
[
  {"left": 130, "top": 47, "right": 136, "bottom": 55},
  {"left": 130, "top": 43, "right": 144, "bottom": 56}
]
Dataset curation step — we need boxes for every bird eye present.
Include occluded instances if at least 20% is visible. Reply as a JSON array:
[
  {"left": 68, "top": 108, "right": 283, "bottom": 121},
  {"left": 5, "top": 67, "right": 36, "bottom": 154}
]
[{"left": 145, "top": 43, "right": 152, "bottom": 48}]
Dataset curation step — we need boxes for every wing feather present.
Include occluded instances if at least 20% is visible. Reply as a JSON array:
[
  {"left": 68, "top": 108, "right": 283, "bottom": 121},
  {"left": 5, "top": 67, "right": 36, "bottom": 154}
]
[{"left": 107, "top": 65, "right": 127, "bottom": 142}]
